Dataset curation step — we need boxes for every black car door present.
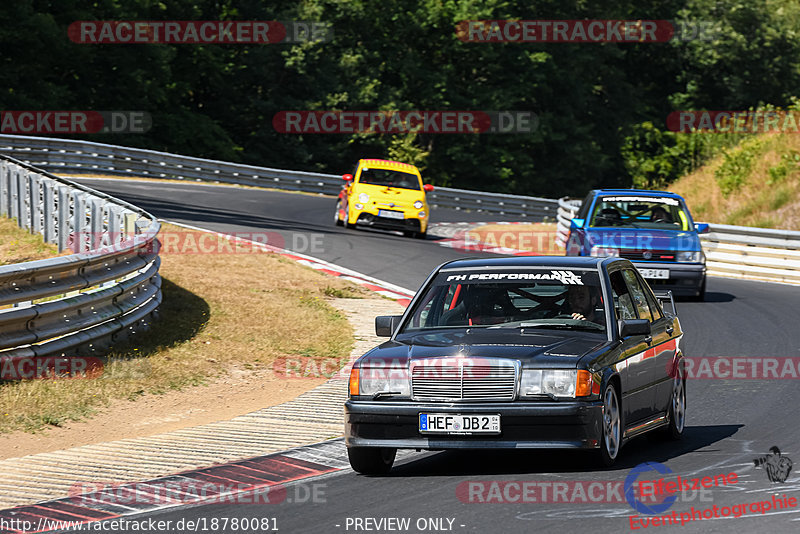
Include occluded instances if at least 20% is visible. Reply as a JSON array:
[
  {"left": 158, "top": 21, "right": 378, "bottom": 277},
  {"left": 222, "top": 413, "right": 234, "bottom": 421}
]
[
  {"left": 609, "top": 269, "right": 654, "bottom": 426},
  {"left": 636, "top": 276, "right": 680, "bottom": 415}
]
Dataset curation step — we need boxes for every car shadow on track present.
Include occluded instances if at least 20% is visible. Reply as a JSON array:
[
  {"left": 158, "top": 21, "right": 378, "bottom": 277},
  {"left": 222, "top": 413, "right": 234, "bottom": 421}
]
[
  {"left": 387, "top": 424, "right": 742, "bottom": 476},
  {"left": 674, "top": 291, "right": 736, "bottom": 304}
]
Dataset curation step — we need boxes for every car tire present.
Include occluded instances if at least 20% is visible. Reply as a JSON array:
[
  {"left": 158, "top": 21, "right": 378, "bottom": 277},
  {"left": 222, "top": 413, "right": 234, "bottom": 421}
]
[
  {"left": 403, "top": 230, "right": 415, "bottom": 238},
  {"left": 344, "top": 209, "right": 355, "bottom": 229},
  {"left": 347, "top": 446, "right": 396, "bottom": 475},
  {"left": 658, "top": 366, "right": 686, "bottom": 440},
  {"left": 414, "top": 231, "right": 427, "bottom": 240},
  {"left": 597, "top": 383, "right": 621, "bottom": 467},
  {"left": 335, "top": 200, "right": 344, "bottom": 227}
]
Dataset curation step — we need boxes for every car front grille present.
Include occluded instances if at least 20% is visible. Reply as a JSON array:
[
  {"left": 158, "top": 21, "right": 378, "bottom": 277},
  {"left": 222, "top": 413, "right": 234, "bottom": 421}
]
[
  {"left": 619, "top": 250, "right": 676, "bottom": 262},
  {"left": 410, "top": 357, "right": 518, "bottom": 402}
]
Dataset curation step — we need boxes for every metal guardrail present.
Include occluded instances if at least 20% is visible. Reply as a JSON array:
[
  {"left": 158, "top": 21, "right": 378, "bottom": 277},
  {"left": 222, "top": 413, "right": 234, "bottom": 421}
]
[
  {"left": 701, "top": 224, "right": 800, "bottom": 284},
  {"left": 0, "top": 135, "right": 558, "bottom": 219},
  {"left": 554, "top": 196, "right": 800, "bottom": 285},
  {"left": 555, "top": 197, "right": 581, "bottom": 248},
  {"left": 0, "top": 154, "right": 161, "bottom": 375}
]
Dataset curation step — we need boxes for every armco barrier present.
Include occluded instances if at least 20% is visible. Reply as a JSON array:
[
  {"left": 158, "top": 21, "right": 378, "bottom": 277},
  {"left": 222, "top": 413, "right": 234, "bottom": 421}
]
[
  {"left": 0, "top": 154, "right": 161, "bottom": 374},
  {"left": 555, "top": 197, "right": 581, "bottom": 248},
  {"left": 0, "top": 135, "right": 558, "bottom": 219},
  {"left": 555, "top": 197, "right": 800, "bottom": 285},
  {"left": 701, "top": 224, "right": 800, "bottom": 284}
]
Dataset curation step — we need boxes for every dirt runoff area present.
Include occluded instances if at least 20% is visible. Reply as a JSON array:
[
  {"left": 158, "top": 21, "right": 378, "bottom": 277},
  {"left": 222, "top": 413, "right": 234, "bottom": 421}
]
[{"left": 0, "top": 296, "right": 404, "bottom": 460}]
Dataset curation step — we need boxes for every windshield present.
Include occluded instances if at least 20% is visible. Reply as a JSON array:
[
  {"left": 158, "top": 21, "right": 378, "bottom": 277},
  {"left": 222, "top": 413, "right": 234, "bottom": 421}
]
[
  {"left": 402, "top": 268, "right": 607, "bottom": 334},
  {"left": 589, "top": 196, "right": 691, "bottom": 230},
  {"left": 358, "top": 168, "right": 421, "bottom": 190}
]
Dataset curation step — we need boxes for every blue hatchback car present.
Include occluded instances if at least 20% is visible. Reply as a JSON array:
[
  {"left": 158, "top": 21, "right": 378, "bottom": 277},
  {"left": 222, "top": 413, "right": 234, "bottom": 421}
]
[{"left": 565, "top": 189, "right": 709, "bottom": 300}]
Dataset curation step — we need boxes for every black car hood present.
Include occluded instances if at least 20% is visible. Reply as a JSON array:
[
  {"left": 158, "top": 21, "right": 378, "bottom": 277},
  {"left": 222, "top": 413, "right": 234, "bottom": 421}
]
[{"left": 361, "top": 330, "right": 607, "bottom": 368}]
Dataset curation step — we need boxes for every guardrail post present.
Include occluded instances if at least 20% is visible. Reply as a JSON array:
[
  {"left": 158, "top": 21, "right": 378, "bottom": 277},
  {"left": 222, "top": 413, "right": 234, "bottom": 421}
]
[
  {"left": 57, "top": 185, "right": 69, "bottom": 252},
  {"left": 0, "top": 161, "right": 8, "bottom": 217},
  {"left": 30, "top": 173, "right": 42, "bottom": 235},
  {"left": 90, "top": 197, "right": 104, "bottom": 249},
  {"left": 108, "top": 205, "right": 122, "bottom": 244},
  {"left": 73, "top": 192, "right": 86, "bottom": 252},
  {"left": 9, "top": 167, "right": 19, "bottom": 220},
  {"left": 123, "top": 211, "right": 137, "bottom": 238},
  {"left": 17, "top": 168, "right": 29, "bottom": 229},
  {"left": 43, "top": 179, "right": 56, "bottom": 243}
]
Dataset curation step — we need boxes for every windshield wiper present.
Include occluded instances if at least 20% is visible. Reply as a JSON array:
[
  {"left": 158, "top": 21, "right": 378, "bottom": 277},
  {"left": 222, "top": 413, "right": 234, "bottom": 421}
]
[{"left": 520, "top": 323, "right": 604, "bottom": 331}]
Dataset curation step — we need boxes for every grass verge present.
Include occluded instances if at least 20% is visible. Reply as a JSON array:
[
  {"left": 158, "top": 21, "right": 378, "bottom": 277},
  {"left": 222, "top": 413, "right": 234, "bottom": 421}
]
[
  {"left": 0, "top": 222, "right": 371, "bottom": 433},
  {"left": 670, "top": 132, "right": 800, "bottom": 230},
  {"left": 0, "top": 217, "right": 61, "bottom": 265}
]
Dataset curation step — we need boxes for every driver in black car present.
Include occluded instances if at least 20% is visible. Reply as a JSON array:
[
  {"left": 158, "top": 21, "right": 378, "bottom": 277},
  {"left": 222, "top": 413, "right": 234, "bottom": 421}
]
[{"left": 567, "top": 285, "right": 602, "bottom": 323}]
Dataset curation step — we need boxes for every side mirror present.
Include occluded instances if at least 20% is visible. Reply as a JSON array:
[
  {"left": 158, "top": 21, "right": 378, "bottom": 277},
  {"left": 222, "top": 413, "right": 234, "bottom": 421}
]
[
  {"left": 695, "top": 222, "right": 710, "bottom": 234},
  {"left": 423, "top": 184, "right": 434, "bottom": 192},
  {"left": 619, "top": 319, "right": 651, "bottom": 338},
  {"left": 375, "top": 315, "right": 402, "bottom": 337},
  {"left": 570, "top": 218, "right": 585, "bottom": 230},
  {"left": 343, "top": 174, "right": 353, "bottom": 181}
]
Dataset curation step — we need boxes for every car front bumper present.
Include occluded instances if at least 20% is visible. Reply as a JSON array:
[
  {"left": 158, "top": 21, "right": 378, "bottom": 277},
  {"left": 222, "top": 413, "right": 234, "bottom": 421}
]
[
  {"left": 632, "top": 261, "right": 706, "bottom": 296},
  {"left": 344, "top": 399, "right": 604, "bottom": 450},
  {"left": 355, "top": 212, "right": 426, "bottom": 232}
]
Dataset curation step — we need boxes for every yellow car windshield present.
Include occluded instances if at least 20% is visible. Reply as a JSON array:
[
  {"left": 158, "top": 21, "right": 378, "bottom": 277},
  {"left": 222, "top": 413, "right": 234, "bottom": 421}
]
[{"left": 359, "top": 168, "right": 420, "bottom": 190}]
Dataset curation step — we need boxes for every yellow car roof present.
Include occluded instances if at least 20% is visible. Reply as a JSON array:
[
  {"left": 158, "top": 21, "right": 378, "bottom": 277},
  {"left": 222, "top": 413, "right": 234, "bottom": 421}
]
[{"left": 358, "top": 159, "right": 419, "bottom": 174}]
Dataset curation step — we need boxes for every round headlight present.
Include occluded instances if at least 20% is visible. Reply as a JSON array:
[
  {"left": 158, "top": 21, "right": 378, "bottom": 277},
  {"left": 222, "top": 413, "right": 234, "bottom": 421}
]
[
  {"left": 413, "top": 200, "right": 424, "bottom": 209},
  {"left": 358, "top": 193, "right": 370, "bottom": 203}
]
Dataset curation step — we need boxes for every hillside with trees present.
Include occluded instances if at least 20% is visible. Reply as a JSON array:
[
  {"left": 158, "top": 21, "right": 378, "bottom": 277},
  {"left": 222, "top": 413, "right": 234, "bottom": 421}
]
[{"left": 2, "top": 0, "right": 799, "bottom": 197}]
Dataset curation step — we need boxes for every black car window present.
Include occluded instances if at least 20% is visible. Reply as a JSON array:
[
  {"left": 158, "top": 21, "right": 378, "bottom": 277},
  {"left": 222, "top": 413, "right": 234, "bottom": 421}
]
[
  {"left": 609, "top": 271, "right": 637, "bottom": 321},
  {"left": 621, "top": 269, "right": 653, "bottom": 322},
  {"left": 401, "top": 269, "right": 606, "bottom": 333},
  {"left": 639, "top": 276, "right": 664, "bottom": 321}
]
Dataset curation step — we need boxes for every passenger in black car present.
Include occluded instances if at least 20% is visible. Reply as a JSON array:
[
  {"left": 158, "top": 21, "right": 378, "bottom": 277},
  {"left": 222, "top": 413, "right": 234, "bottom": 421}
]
[{"left": 441, "top": 284, "right": 515, "bottom": 326}]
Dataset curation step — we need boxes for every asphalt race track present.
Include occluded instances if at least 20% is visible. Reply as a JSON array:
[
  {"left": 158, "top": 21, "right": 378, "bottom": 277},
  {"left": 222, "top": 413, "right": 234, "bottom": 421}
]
[{"left": 68, "top": 178, "right": 800, "bottom": 534}]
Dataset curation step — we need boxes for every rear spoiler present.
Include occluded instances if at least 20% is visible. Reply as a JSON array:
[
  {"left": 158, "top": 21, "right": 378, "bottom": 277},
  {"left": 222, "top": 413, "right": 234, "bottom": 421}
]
[{"left": 654, "top": 290, "right": 677, "bottom": 316}]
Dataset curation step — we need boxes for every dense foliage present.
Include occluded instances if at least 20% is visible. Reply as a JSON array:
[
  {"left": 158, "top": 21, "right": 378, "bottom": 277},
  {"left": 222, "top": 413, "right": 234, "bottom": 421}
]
[{"left": 2, "top": 0, "right": 799, "bottom": 196}]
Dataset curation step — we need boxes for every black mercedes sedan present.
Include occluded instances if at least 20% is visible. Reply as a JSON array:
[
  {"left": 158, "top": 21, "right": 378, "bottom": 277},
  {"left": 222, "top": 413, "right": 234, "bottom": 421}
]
[{"left": 344, "top": 256, "right": 687, "bottom": 473}]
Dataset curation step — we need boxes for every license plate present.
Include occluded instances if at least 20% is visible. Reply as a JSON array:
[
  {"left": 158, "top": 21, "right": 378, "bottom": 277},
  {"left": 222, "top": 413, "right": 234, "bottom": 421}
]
[
  {"left": 378, "top": 209, "right": 404, "bottom": 220},
  {"left": 638, "top": 268, "right": 669, "bottom": 279},
  {"left": 419, "top": 413, "right": 500, "bottom": 435}
]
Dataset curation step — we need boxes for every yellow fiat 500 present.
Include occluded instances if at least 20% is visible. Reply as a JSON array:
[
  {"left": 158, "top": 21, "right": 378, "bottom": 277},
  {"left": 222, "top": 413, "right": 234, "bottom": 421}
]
[{"left": 335, "top": 159, "right": 434, "bottom": 238}]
